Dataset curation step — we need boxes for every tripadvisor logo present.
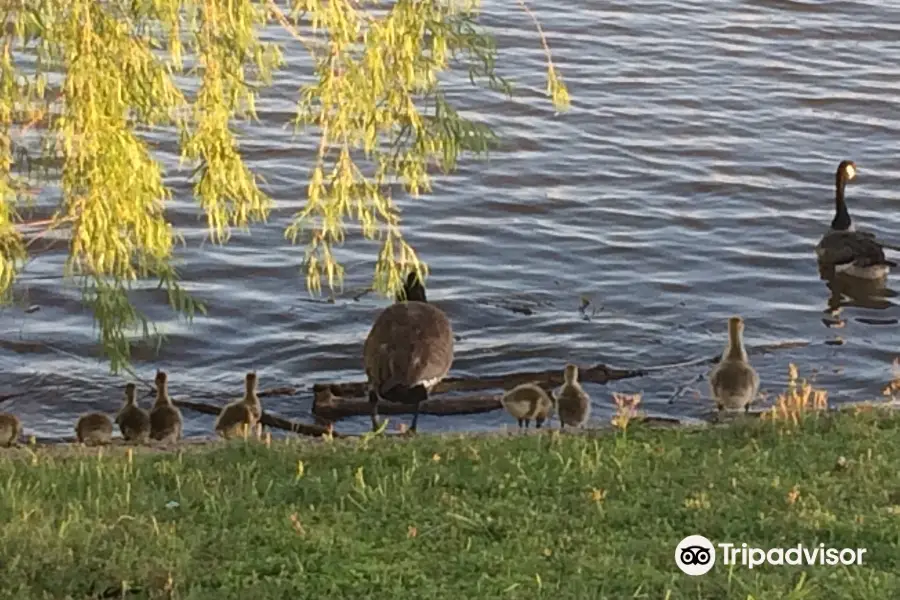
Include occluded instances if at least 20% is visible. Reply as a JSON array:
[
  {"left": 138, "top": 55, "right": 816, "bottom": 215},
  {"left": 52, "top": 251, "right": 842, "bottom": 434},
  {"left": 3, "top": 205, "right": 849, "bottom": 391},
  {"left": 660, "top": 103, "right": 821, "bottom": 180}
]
[
  {"left": 675, "top": 535, "right": 868, "bottom": 575},
  {"left": 675, "top": 535, "right": 716, "bottom": 576}
]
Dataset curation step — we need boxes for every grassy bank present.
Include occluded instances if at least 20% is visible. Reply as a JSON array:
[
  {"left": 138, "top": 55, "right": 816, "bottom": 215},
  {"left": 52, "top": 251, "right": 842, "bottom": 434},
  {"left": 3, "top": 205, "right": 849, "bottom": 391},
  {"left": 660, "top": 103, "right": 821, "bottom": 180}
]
[{"left": 1, "top": 410, "right": 899, "bottom": 599}]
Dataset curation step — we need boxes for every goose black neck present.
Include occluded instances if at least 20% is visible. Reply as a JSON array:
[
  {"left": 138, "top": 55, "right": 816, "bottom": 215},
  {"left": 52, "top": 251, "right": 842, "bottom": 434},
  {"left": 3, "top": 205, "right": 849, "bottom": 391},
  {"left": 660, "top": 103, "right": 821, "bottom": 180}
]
[
  {"left": 831, "top": 168, "right": 852, "bottom": 231},
  {"left": 397, "top": 272, "right": 427, "bottom": 303}
]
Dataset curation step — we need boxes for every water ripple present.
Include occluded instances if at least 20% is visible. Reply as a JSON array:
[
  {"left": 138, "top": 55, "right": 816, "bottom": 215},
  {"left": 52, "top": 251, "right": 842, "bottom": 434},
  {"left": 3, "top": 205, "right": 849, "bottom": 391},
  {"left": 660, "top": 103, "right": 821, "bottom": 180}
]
[{"left": 3, "top": 0, "right": 900, "bottom": 438}]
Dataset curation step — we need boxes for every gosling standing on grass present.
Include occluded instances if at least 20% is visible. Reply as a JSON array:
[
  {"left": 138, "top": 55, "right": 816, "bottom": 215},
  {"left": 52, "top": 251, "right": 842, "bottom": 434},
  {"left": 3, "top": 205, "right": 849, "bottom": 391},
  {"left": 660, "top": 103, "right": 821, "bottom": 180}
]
[
  {"left": 115, "top": 382, "right": 151, "bottom": 443},
  {"left": 75, "top": 412, "right": 113, "bottom": 446},
  {"left": 149, "top": 370, "right": 183, "bottom": 443},
  {"left": 709, "top": 316, "right": 759, "bottom": 412},
  {"left": 501, "top": 383, "right": 554, "bottom": 429},
  {"left": 556, "top": 364, "right": 591, "bottom": 428},
  {"left": 0, "top": 413, "right": 21, "bottom": 447},
  {"left": 215, "top": 372, "right": 262, "bottom": 439}
]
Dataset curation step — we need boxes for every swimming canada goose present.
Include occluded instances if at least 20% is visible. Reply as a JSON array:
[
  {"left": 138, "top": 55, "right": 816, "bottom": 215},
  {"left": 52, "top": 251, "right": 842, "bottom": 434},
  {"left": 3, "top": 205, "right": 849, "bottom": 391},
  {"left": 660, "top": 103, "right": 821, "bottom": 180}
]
[
  {"left": 149, "top": 370, "right": 183, "bottom": 443},
  {"left": 75, "top": 412, "right": 113, "bottom": 446},
  {"left": 364, "top": 271, "right": 454, "bottom": 433},
  {"left": 709, "top": 316, "right": 759, "bottom": 412},
  {"left": 815, "top": 160, "right": 895, "bottom": 280},
  {"left": 215, "top": 372, "right": 262, "bottom": 439},
  {"left": 115, "top": 382, "right": 151, "bottom": 443},
  {"left": 501, "top": 383, "right": 554, "bottom": 429},
  {"left": 0, "top": 412, "right": 21, "bottom": 447},
  {"left": 555, "top": 364, "right": 591, "bottom": 428}
]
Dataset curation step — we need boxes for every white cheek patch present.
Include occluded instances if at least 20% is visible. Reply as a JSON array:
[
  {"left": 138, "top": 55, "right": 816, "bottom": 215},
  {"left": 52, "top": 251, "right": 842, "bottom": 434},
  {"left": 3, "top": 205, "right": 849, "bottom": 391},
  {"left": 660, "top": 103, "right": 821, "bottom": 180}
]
[
  {"left": 835, "top": 262, "right": 889, "bottom": 280},
  {"left": 420, "top": 376, "right": 443, "bottom": 389}
]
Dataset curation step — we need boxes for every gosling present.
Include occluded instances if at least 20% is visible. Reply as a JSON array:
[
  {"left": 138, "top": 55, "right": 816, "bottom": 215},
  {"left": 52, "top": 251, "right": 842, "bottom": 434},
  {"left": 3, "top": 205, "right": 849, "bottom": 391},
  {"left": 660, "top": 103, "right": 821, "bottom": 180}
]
[
  {"left": 115, "top": 382, "right": 151, "bottom": 443},
  {"left": 0, "top": 413, "right": 21, "bottom": 447},
  {"left": 555, "top": 364, "right": 591, "bottom": 429},
  {"left": 75, "top": 412, "right": 113, "bottom": 446},
  {"left": 215, "top": 372, "right": 262, "bottom": 439},
  {"left": 149, "top": 370, "right": 183, "bottom": 443},
  {"left": 501, "top": 383, "right": 554, "bottom": 429},
  {"left": 709, "top": 316, "right": 759, "bottom": 412}
]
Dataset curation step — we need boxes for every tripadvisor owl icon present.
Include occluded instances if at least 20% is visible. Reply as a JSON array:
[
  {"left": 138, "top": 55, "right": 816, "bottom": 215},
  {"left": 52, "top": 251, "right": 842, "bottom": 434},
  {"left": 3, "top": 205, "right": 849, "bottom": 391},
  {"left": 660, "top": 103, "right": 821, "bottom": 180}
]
[{"left": 675, "top": 535, "right": 716, "bottom": 576}]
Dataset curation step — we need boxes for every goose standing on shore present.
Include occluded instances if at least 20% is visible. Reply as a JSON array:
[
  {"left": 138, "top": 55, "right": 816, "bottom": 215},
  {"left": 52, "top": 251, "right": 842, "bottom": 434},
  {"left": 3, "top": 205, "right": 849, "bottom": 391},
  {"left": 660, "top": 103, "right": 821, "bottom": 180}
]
[
  {"left": 215, "top": 372, "right": 263, "bottom": 439},
  {"left": 75, "top": 412, "right": 113, "bottom": 446},
  {"left": 555, "top": 364, "right": 591, "bottom": 428},
  {"left": 709, "top": 316, "right": 759, "bottom": 412},
  {"left": 149, "top": 370, "right": 183, "bottom": 443},
  {"left": 815, "top": 160, "right": 895, "bottom": 280},
  {"left": 501, "top": 383, "right": 554, "bottom": 429},
  {"left": 364, "top": 271, "right": 454, "bottom": 434},
  {"left": 0, "top": 413, "right": 21, "bottom": 447},
  {"left": 115, "top": 382, "right": 151, "bottom": 443}
]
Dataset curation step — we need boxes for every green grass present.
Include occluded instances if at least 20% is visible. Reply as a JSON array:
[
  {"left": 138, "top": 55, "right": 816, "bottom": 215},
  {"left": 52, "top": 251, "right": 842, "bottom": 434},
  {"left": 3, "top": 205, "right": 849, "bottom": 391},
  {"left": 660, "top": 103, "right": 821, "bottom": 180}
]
[{"left": 2, "top": 411, "right": 900, "bottom": 599}]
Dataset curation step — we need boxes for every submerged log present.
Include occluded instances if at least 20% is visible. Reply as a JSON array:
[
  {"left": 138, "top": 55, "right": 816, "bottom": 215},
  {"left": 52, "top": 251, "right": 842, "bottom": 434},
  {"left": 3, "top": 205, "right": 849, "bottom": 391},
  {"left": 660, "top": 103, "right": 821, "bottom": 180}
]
[
  {"left": 312, "top": 362, "right": 644, "bottom": 400},
  {"left": 174, "top": 399, "right": 342, "bottom": 438},
  {"left": 643, "top": 340, "right": 812, "bottom": 374},
  {"left": 313, "top": 387, "right": 503, "bottom": 422},
  {"left": 311, "top": 362, "right": 643, "bottom": 422}
]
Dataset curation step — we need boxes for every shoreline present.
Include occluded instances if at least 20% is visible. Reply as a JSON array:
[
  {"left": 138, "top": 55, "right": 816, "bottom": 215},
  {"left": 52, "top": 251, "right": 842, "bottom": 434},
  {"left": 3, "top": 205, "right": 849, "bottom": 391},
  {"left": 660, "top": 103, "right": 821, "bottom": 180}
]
[
  {"left": 4, "top": 398, "right": 897, "bottom": 458},
  {"left": 0, "top": 338, "right": 835, "bottom": 443}
]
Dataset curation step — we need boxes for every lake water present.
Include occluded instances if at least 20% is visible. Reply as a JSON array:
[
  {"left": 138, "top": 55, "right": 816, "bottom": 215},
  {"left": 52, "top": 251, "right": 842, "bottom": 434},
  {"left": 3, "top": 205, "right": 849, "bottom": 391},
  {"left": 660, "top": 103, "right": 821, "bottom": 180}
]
[{"left": 3, "top": 0, "right": 900, "bottom": 440}]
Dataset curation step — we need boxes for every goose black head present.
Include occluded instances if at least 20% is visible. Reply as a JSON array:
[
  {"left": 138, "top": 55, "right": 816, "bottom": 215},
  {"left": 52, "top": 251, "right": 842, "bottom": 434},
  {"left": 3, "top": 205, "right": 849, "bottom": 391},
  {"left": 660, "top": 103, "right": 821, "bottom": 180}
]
[
  {"left": 397, "top": 271, "right": 427, "bottom": 303},
  {"left": 832, "top": 160, "right": 858, "bottom": 231},
  {"left": 837, "top": 160, "right": 857, "bottom": 184}
]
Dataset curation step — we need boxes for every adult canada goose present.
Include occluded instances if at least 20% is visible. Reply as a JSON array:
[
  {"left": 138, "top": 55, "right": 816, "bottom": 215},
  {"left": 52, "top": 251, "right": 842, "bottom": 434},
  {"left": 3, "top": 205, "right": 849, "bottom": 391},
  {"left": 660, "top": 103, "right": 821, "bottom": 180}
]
[
  {"left": 149, "top": 370, "right": 183, "bottom": 443},
  {"left": 75, "top": 412, "right": 113, "bottom": 446},
  {"left": 364, "top": 271, "right": 454, "bottom": 433},
  {"left": 815, "top": 160, "right": 895, "bottom": 280},
  {"left": 709, "top": 316, "right": 759, "bottom": 412},
  {"left": 501, "top": 383, "right": 554, "bottom": 429},
  {"left": 215, "top": 372, "right": 262, "bottom": 439},
  {"left": 555, "top": 364, "right": 591, "bottom": 428},
  {"left": 0, "top": 412, "right": 21, "bottom": 447},
  {"left": 115, "top": 382, "right": 151, "bottom": 443}
]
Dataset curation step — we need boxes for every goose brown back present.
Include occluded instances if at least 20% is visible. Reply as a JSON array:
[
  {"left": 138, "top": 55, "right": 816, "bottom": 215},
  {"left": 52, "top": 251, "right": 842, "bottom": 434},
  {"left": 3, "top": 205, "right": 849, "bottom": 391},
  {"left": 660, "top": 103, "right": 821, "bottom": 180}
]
[{"left": 364, "top": 301, "right": 454, "bottom": 398}]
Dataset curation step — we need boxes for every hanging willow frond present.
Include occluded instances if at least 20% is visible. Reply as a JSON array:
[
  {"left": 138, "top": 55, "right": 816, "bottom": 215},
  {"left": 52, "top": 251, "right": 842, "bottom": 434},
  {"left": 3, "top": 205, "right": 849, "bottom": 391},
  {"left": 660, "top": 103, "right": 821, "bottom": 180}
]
[{"left": 0, "top": 0, "right": 570, "bottom": 371}]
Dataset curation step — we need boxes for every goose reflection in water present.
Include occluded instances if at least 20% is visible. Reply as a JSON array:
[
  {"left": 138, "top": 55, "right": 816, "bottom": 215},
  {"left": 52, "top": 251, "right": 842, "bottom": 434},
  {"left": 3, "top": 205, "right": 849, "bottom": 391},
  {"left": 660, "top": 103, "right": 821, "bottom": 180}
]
[{"left": 821, "top": 268, "right": 898, "bottom": 328}]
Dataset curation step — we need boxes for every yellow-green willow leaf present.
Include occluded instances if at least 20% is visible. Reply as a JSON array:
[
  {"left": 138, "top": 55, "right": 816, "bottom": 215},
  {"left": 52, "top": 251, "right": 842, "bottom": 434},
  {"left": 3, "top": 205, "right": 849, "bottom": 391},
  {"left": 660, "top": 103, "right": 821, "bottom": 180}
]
[{"left": 2, "top": 0, "right": 567, "bottom": 371}]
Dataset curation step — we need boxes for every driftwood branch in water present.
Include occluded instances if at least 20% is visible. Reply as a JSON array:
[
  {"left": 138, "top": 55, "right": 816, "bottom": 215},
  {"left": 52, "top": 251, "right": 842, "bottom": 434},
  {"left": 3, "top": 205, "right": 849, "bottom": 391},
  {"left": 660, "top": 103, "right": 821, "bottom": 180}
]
[
  {"left": 309, "top": 342, "right": 814, "bottom": 422},
  {"left": 141, "top": 386, "right": 299, "bottom": 402},
  {"left": 313, "top": 362, "right": 644, "bottom": 400},
  {"left": 642, "top": 340, "right": 812, "bottom": 373},
  {"left": 174, "top": 399, "right": 341, "bottom": 438},
  {"left": 313, "top": 388, "right": 503, "bottom": 422},
  {"left": 311, "top": 363, "right": 643, "bottom": 422},
  {"left": 0, "top": 392, "right": 23, "bottom": 406}
]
